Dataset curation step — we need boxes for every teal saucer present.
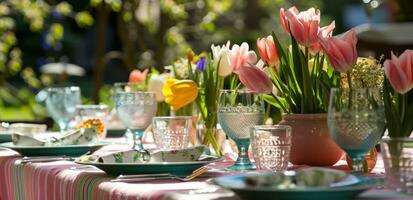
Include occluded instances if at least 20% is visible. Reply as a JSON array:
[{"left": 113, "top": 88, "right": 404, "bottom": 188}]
[
  {"left": 76, "top": 157, "right": 221, "bottom": 176},
  {"left": 0, "top": 134, "right": 12, "bottom": 143},
  {"left": 211, "top": 173, "right": 374, "bottom": 200},
  {"left": 0, "top": 142, "right": 106, "bottom": 157}
]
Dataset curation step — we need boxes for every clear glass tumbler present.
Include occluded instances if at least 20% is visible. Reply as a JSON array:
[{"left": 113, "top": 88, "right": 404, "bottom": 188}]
[
  {"left": 76, "top": 104, "right": 110, "bottom": 138},
  {"left": 251, "top": 125, "right": 292, "bottom": 172},
  {"left": 152, "top": 116, "right": 192, "bottom": 150}
]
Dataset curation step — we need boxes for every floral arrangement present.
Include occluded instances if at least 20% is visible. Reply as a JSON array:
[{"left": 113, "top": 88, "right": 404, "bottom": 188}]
[
  {"left": 250, "top": 7, "right": 358, "bottom": 114},
  {"left": 155, "top": 41, "right": 269, "bottom": 156},
  {"left": 383, "top": 50, "right": 413, "bottom": 138},
  {"left": 124, "top": 5, "right": 413, "bottom": 156}
]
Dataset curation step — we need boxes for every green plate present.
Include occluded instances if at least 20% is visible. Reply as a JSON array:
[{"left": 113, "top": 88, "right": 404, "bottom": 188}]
[
  {"left": 0, "top": 134, "right": 12, "bottom": 143},
  {"left": 211, "top": 173, "right": 373, "bottom": 200},
  {"left": 75, "top": 158, "right": 221, "bottom": 176},
  {"left": 0, "top": 142, "right": 106, "bottom": 157}
]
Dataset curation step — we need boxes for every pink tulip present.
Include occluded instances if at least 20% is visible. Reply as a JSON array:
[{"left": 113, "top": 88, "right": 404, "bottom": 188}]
[
  {"left": 309, "top": 21, "right": 335, "bottom": 54},
  {"left": 319, "top": 30, "right": 358, "bottom": 73},
  {"left": 257, "top": 35, "right": 280, "bottom": 67},
  {"left": 279, "top": 7, "right": 299, "bottom": 34},
  {"left": 280, "top": 7, "right": 320, "bottom": 47},
  {"left": 231, "top": 43, "right": 257, "bottom": 72},
  {"left": 129, "top": 68, "right": 149, "bottom": 83},
  {"left": 383, "top": 50, "right": 413, "bottom": 94},
  {"left": 238, "top": 64, "right": 273, "bottom": 94}
]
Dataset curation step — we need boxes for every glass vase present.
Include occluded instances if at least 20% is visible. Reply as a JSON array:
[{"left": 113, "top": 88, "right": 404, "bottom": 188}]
[
  {"left": 196, "top": 122, "right": 225, "bottom": 157},
  {"left": 381, "top": 137, "right": 413, "bottom": 194}
]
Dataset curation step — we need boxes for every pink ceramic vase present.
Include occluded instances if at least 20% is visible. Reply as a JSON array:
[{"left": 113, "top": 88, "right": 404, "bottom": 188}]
[{"left": 279, "top": 113, "right": 344, "bottom": 166}]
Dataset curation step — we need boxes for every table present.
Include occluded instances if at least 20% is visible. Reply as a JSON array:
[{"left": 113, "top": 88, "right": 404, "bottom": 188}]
[{"left": 0, "top": 146, "right": 411, "bottom": 200}]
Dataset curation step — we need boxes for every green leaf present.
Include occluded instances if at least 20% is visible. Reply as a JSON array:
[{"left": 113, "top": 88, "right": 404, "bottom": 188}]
[
  {"left": 55, "top": 2, "right": 72, "bottom": 16},
  {"left": 290, "top": 36, "right": 303, "bottom": 89},
  {"left": 290, "top": 37, "right": 314, "bottom": 113},
  {"left": 75, "top": 11, "right": 94, "bottom": 27},
  {"left": 272, "top": 32, "right": 288, "bottom": 65},
  {"left": 402, "top": 102, "right": 413, "bottom": 137},
  {"left": 187, "top": 60, "right": 194, "bottom": 80},
  {"left": 263, "top": 94, "right": 288, "bottom": 113},
  {"left": 384, "top": 80, "right": 401, "bottom": 137}
]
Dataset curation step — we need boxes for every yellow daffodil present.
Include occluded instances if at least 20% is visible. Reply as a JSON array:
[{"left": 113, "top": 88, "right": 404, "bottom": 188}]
[{"left": 162, "top": 78, "right": 198, "bottom": 111}]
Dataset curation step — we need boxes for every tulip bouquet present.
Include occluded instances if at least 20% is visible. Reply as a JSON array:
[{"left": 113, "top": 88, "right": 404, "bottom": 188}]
[
  {"left": 254, "top": 7, "right": 358, "bottom": 114},
  {"left": 163, "top": 48, "right": 230, "bottom": 156},
  {"left": 162, "top": 41, "right": 266, "bottom": 156},
  {"left": 190, "top": 42, "right": 259, "bottom": 156},
  {"left": 383, "top": 49, "right": 413, "bottom": 138}
]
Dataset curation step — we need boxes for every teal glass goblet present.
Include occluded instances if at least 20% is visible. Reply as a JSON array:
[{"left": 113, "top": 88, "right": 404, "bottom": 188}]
[
  {"left": 327, "top": 88, "right": 385, "bottom": 174},
  {"left": 218, "top": 89, "right": 265, "bottom": 171}
]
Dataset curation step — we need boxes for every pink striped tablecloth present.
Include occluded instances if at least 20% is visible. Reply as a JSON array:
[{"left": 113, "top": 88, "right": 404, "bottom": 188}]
[{"left": 0, "top": 146, "right": 412, "bottom": 200}]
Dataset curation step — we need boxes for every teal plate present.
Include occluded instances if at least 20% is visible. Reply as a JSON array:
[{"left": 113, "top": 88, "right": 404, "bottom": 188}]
[
  {"left": 0, "top": 134, "right": 12, "bottom": 143},
  {"left": 106, "top": 129, "right": 126, "bottom": 138},
  {"left": 211, "top": 173, "right": 373, "bottom": 200},
  {"left": 75, "top": 158, "right": 221, "bottom": 176},
  {"left": 0, "top": 142, "right": 106, "bottom": 157}
]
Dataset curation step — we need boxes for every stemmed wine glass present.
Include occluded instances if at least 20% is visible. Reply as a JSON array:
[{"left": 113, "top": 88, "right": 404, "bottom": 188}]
[
  {"left": 115, "top": 91, "right": 157, "bottom": 152},
  {"left": 327, "top": 88, "right": 385, "bottom": 173},
  {"left": 218, "top": 90, "right": 265, "bottom": 170},
  {"left": 112, "top": 82, "right": 146, "bottom": 140},
  {"left": 45, "top": 87, "right": 81, "bottom": 132}
]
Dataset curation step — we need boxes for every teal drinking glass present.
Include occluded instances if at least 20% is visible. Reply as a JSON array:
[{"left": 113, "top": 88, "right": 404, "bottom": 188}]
[
  {"left": 327, "top": 88, "right": 385, "bottom": 174},
  {"left": 218, "top": 90, "right": 265, "bottom": 171},
  {"left": 45, "top": 87, "right": 81, "bottom": 132}
]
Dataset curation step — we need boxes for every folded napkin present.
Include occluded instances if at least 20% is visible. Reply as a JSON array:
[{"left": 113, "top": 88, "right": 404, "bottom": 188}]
[
  {"left": 12, "top": 128, "right": 98, "bottom": 146},
  {"left": 79, "top": 145, "right": 207, "bottom": 163},
  {"left": 0, "top": 123, "right": 47, "bottom": 135}
]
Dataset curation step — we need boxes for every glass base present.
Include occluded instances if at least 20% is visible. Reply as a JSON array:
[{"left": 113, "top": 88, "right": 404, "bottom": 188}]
[
  {"left": 133, "top": 144, "right": 145, "bottom": 151},
  {"left": 226, "top": 162, "right": 256, "bottom": 171},
  {"left": 225, "top": 138, "right": 256, "bottom": 171}
]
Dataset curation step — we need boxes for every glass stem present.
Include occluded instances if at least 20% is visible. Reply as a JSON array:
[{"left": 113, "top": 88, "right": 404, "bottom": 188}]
[
  {"left": 58, "top": 121, "right": 68, "bottom": 133},
  {"left": 234, "top": 139, "right": 252, "bottom": 166},
  {"left": 351, "top": 155, "right": 365, "bottom": 174},
  {"left": 132, "top": 129, "right": 144, "bottom": 151}
]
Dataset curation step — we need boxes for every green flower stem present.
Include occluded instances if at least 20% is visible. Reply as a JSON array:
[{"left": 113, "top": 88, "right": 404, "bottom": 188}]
[
  {"left": 400, "top": 93, "right": 406, "bottom": 125},
  {"left": 347, "top": 71, "right": 353, "bottom": 108},
  {"left": 203, "top": 127, "right": 222, "bottom": 157},
  {"left": 265, "top": 103, "right": 271, "bottom": 123},
  {"left": 305, "top": 47, "right": 309, "bottom": 63},
  {"left": 347, "top": 71, "right": 353, "bottom": 91},
  {"left": 175, "top": 102, "right": 193, "bottom": 116}
]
